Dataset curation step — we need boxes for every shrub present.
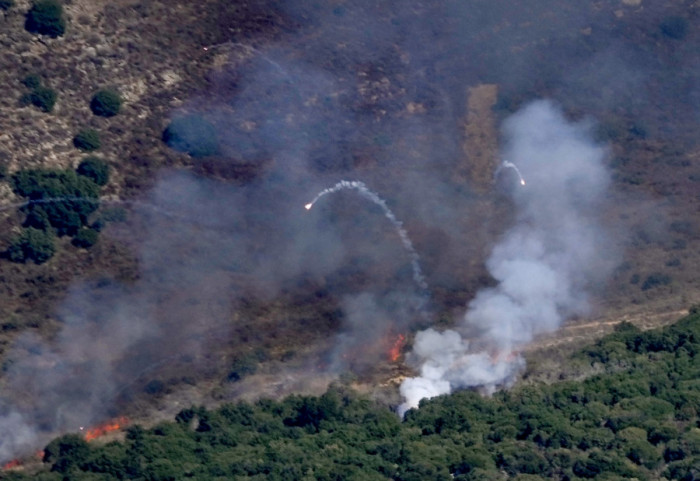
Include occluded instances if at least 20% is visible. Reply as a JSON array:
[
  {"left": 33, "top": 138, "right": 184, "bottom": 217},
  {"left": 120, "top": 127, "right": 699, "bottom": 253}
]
[
  {"left": 25, "top": 0, "right": 66, "bottom": 38},
  {"left": 227, "top": 354, "right": 258, "bottom": 382},
  {"left": 0, "top": 0, "right": 13, "bottom": 10},
  {"left": 641, "top": 273, "right": 671, "bottom": 291},
  {"left": 73, "top": 129, "right": 101, "bottom": 151},
  {"left": 29, "top": 86, "right": 57, "bottom": 113},
  {"left": 6, "top": 227, "right": 56, "bottom": 264},
  {"left": 90, "top": 89, "right": 122, "bottom": 117},
  {"left": 144, "top": 379, "right": 165, "bottom": 395},
  {"left": 660, "top": 16, "right": 688, "bottom": 40},
  {"left": 163, "top": 114, "right": 219, "bottom": 158},
  {"left": 72, "top": 227, "right": 98, "bottom": 248},
  {"left": 21, "top": 74, "right": 41, "bottom": 89},
  {"left": 77, "top": 156, "right": 109, "bottom": 185}
]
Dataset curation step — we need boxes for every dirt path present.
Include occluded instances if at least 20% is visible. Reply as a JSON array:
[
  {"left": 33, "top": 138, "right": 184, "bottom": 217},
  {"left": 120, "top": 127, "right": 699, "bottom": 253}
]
[
  {"left": 525, "top": 307, "right": 689, "bottom": 352},
  {"left": 454, "top": 84, "right": 499, "bottom": 191}
]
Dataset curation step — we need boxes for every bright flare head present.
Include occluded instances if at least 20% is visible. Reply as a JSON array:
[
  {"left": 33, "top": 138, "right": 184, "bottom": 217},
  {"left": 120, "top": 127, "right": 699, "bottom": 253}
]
[
  {"left": 304, "top": 203, "right": 313, "bottom": 210},
  {"left": 520, "top": 179, "right": 526, "bottom": 186}
]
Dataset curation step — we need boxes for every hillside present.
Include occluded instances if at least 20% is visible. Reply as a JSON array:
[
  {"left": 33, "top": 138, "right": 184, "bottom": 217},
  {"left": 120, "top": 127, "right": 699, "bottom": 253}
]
[{"left": 0, "top": 0, "right": 698, "bottom": 469}]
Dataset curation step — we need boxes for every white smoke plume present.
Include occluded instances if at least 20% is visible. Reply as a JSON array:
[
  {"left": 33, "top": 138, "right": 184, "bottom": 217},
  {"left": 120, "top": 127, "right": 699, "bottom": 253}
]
[{"left": 399, "top": 100, "right": 615, "bottom": 416}]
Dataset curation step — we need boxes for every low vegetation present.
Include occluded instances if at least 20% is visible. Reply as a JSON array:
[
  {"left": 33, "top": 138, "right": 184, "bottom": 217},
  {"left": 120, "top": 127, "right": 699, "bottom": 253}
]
[{"left": 19, "top": 75, "right": 57, "bottom": 113}]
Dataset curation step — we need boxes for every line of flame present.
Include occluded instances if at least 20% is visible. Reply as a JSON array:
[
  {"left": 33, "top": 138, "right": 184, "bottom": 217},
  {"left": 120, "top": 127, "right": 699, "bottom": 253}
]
[{"left": 84, "top": 416, "right": 129, "bottom": 442}]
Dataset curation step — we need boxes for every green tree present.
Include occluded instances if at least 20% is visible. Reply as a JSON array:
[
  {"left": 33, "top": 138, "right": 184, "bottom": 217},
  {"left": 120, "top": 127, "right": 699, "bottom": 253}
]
[
  {"left": 73, "top": 129, "right": 101, "bottom": 152},
  {"left": 660, "top": 16, "right": 688, "bottom": 40},
  {"left": 43, "top": 434, "right": 90, "bottom": 473},
  {"left": 11, "top": 169, "right": 100, "bottom": 236},
  {"left": 6, "top": 227, "right": 56, "bottom": 264},
  {"left": 77, "top": 157, "right": 110, "bottom": 186},
  {"left": 25, "top": 0, "right": 66, "bottom": 38},
  {"left": 90, "top": 89, "right": 122, "bottom": 117}
]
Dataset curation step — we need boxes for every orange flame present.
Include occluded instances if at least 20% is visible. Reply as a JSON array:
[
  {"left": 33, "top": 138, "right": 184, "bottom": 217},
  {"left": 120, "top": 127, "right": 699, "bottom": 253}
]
[
  {"left": 388, "top": 334, "right": 406, "bottom": 362},
  {"left": 489, "top": 349, "right": 520, "bottom": 364},
  {"left": 84, "top": 417, "right": 129, "bottom": 442},
  {"left": 2, "top": 449, "right": 55, "bottom": 470},
  {"left": 2, "top": 459, "right": 22, "bottom": 470}
]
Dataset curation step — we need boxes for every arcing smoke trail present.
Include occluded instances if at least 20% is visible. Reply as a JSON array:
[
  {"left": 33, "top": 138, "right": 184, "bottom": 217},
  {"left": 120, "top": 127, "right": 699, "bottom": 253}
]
[
  {"left": 399, "top": 100, "right": 614, "bottom": 416},
  {"left": 306, "top": 180, "right": 428, "bottom": 292},
  {"left": 495, "top": 160, "right": 526, "bottom": 186}
]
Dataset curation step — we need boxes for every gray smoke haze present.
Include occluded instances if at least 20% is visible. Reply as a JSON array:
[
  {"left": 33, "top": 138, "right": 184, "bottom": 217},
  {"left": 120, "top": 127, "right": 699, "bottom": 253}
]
[
  {"left": 0, "top": 168, "right": 429, "bottom": 460},
  {"left": 399, "top": 100, "right": 616, "bottom": 415}
]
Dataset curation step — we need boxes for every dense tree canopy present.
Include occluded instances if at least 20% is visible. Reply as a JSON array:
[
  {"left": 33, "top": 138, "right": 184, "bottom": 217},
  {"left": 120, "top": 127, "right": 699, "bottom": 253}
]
[{"left": 11, "top": 169, "right": 99, "bottom": 236}]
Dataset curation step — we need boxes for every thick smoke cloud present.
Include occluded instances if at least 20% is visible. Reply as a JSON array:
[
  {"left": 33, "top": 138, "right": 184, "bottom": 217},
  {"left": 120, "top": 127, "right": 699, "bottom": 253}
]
[{"left": 399, "top": 100, "right": 616, "bottom": 415}]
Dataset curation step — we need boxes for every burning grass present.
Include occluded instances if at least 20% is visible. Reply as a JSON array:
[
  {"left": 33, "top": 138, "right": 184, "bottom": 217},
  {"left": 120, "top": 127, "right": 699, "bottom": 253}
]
[{"left": 82, "top": 416, "right": 129, "bottom": 442}]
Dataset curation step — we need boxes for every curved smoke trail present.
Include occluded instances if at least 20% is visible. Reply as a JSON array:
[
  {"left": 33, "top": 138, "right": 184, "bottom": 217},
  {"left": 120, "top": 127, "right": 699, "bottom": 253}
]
[
  {"left": 494, "top": 160, "right": 526, "bottom": 186},
  {"left": 306, "top": 180, "right": 428, "bottom": 293}
]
